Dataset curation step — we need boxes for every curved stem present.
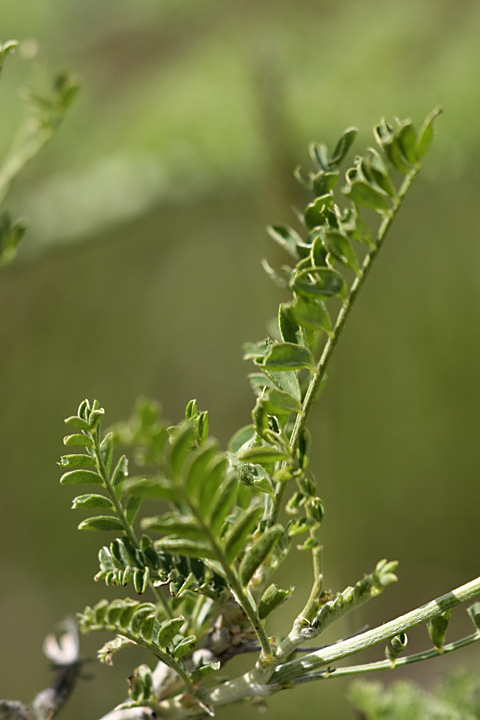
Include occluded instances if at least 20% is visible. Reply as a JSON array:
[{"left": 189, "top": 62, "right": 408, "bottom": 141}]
[{"left": 290, "top": 631, "right": 480, "bottom": 685}]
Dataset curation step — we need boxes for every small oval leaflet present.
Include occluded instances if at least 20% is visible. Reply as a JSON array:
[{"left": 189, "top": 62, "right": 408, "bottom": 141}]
[
  {"left": 343, "top": 180, "right": 391, "bottom": 214},
  {"left": 63, "top": 433, "right": 94, "bottom": 448},
  {"left": 292, "top": 267, "right": 347, "bottom": 301},
  {"left": 60, "top": 469, "right": 103, "bottom": 485},
  {"left": 259, "top": 342, "right": 316, "bottom": 372},
  {"left": 72, "top": 494, "right": 114, "bottom": 509},
  {"left": 78, "top": 516, "right": 124, "bottom": 531}
]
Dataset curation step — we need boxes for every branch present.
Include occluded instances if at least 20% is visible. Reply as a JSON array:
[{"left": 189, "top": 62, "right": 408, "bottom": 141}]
[{"left": 271, "top": 575, "right": 480, "bottom": 685}]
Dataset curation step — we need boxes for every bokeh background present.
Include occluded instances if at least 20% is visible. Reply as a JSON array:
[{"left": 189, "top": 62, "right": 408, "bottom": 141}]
[{"left": 1, "top": 1, "right": 480, "bottom": 718}]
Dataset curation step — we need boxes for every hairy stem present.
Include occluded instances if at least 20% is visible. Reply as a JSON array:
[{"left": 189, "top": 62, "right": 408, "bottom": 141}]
[
  {"left": 290, "top": 631, "right": 480, "bottom": 685},
  {"left": 271, "top": 574, "right": 480, "bottom": 685}
]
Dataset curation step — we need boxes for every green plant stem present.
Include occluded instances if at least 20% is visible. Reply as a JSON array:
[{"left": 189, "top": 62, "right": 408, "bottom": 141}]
[
  {"left": 290, "top": 631, "right": 480, "bottom": 685},
  {"left": 94, "top": 622, "right": 193, "bottom": 693},
  {"left": 93, "top": 431, "right": 172, "bottom": 618},
  {"left": 189, "top": 502, "right": 273, "bottom": 659},
  {"left": 268, "top": 167, "right": 419, "bottom": 531},
  {"left": 270, "top": 574, "right": 480, "bottom": 685}
]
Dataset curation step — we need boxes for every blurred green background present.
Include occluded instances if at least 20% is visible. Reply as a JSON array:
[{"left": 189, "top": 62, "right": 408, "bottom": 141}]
[{"left": 1, "top": 0, "right": 480, "bottom": 718}]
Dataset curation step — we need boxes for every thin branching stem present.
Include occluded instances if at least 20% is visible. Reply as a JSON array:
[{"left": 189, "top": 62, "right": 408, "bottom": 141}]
[
  {"left": 290, "top": 631, "right": 480, "bottom": 685},
  {"left": 268, "top": 167, "right": 419, "bottom": 531},
  {"left": 93, "top": 430, "right": 172, "bottom": 618}
]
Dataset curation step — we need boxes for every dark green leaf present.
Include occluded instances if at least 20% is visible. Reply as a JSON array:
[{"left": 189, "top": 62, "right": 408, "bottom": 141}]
[
  {"left": 260, "top": 342, "right": 315, "bottom": 371},
  {"left": 278, "top": 303, "right": 302, "bottom": 344},
  {"left": 427, "top": 609, "right": 451, "bottom": 651},
  {"left": 157, "top": 616, "right": 185, "bottom": 647},
  {"left": 154, "top": 538, "right": 217, "bottom": 560},
  {"left": 267, "top": 225, "right": 302, "bottom": 259},
  {"left": 343, "top": 180, "right": 391, "bottom": 213},
  {"left": 142, "top": 513, "right": 203, "bottom": 539},
  {"left": 397, "top": 120, "right": 418, "bottom": 165},
  {"left": 261, "top": 388, "right": 303, "bottom": 415},
  {"left": 125, "top": 477, "right": 178, "bottom": 500},
  {"left": 111, "top": 456, "right": 128, "bottom": 485},
  {"left": 293, "top": 267, "right": 347, "bottom": 300},
  {"left": 258, "top": 583, "right": 293, "bottom": 619},
  {"left": 287, "top": 295, "right": 332, "bottom": 335},
  {"left": 199, "top": 456, "right": 228, "bottom": 517},
  {"left": 416, "top": 107, "right": 442, "bottom": 160},
  {"left": 185, "top": 399, "right": 198, "bottom": 420},
  {"left": 100, "top": 432, "right": 114, "bottom": 472},
  {"left": 60, "top": 469, "right": 103, "bottom": 485},
  {"left": 287, "top": 516, "right": 315, "bottom": 536},
  {"left": 190, "top": 662, "right": 221, "bottom": 682},
  {"left": 311, "top": 233, "right": 328, "bottom": 267},
  {"left": 330, "top": 127, "right": 358, "bottom": 166},
  {"left": 239, "top": 524, "right": 284, "bottom": 586},
  {"left": 65, "top": 416, "right": 91, "bottom": 432},
  {"left": 185, "top": 442, "right": 218, "bottom": 494},
  {"left": 172, "top": 635, "right": 197, "bottom": 659},
  {"left": 59, "top": 454, "right": 97, "bottom": 468},
  {"left": 63, "top": 434, "right": 94, "bottom": 448},
  {"left": 312, "top": 171, "right": 339, "bottom": 197},
  {"left": 385, "top": 633, "right": 408, "bottom": 665},
  {"left": 223, "top": 505, "right": 264, "bottom": 563},
  {"left": 78, "top": 516, "right": 124, "bottom": 531},
  {"left": 322, "top": 229, "right": 360, "bottom": 272},
  {"left": 72, "top": 494, "right": 114, "bottom": 510},
  {"left": 209, "top": 475, "right": 238, "bottom": 536},
  {"left": 304, "top": 194, "right": 334, "bottom": 229},
  {"left": 268, "top": 369, "right": 301, "bottom": 402},
  {"left": 125, "top": 495, "right": 143, "bottom": 525},
  {"left": 130, "top": 604, "right": 156, "bottom": 633},
  {"left": 171, "top": 423, "right": 196, "bottom": 477},
  {"left": 364, "top": 149, "right": 397, "bottom": 198},
  {"left": 467, "top": 602, "right": 480, "bottom": 631}
]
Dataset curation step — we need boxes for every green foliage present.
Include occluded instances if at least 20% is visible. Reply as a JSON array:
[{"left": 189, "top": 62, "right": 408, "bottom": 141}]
[
  {"left": 54, "top": 109, "right": 480, "bottom": 720},
  {"left": 349, "top": 671, "right": 480, "bottom": 720},
  {"left": 0, "top": 39, "right": 80, "bottom": 270},
  {"left": 3, "top": 86, "right": 480, "bottom": 719}
]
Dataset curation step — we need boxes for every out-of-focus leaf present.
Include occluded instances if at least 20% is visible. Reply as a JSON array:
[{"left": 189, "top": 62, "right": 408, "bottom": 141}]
[
  {"left": 238, "top": 446, "right": 290, "bottom": 463},
  {"left": 267, "top": 225, "right": 302, "bottom": 258},
  {"left": 416, "top": 107, "right": 442, "bottom": 160},
  {"left": 292, "top": 267, "right": 347, "bottom": 300},
  {"left": 239, "top": 525, "right": 284, "bottom": 586},
  {"left": 343, "top": 180, "right": 391, "bottom": 213},
  {"left": 322, "top": 229, "right": 359, "bottom": 272},
  {"left": 154, "top": 538, "right": 217, "bottom": 560},
  {"left": 223, "top": 505, "right": 263, "bottom": 563},
  {"left": 259, "top": 342, "right": 315, "bottom": 371},
  {"left": 287, "top": 295, "right": 332, "bottom": 334}
]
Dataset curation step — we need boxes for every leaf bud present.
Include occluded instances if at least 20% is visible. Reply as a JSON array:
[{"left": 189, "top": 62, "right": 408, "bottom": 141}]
[
  {"left": 428, "top": 609, "right": 452, "bottom": 652},
  {"left": 385, "top": 633, "right": 408, "bottom": 666}
]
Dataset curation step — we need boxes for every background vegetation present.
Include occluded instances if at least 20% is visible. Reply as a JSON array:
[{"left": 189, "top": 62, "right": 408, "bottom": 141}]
[{"left": 1, "top": 1, "right": 480, "bottom": 718}]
